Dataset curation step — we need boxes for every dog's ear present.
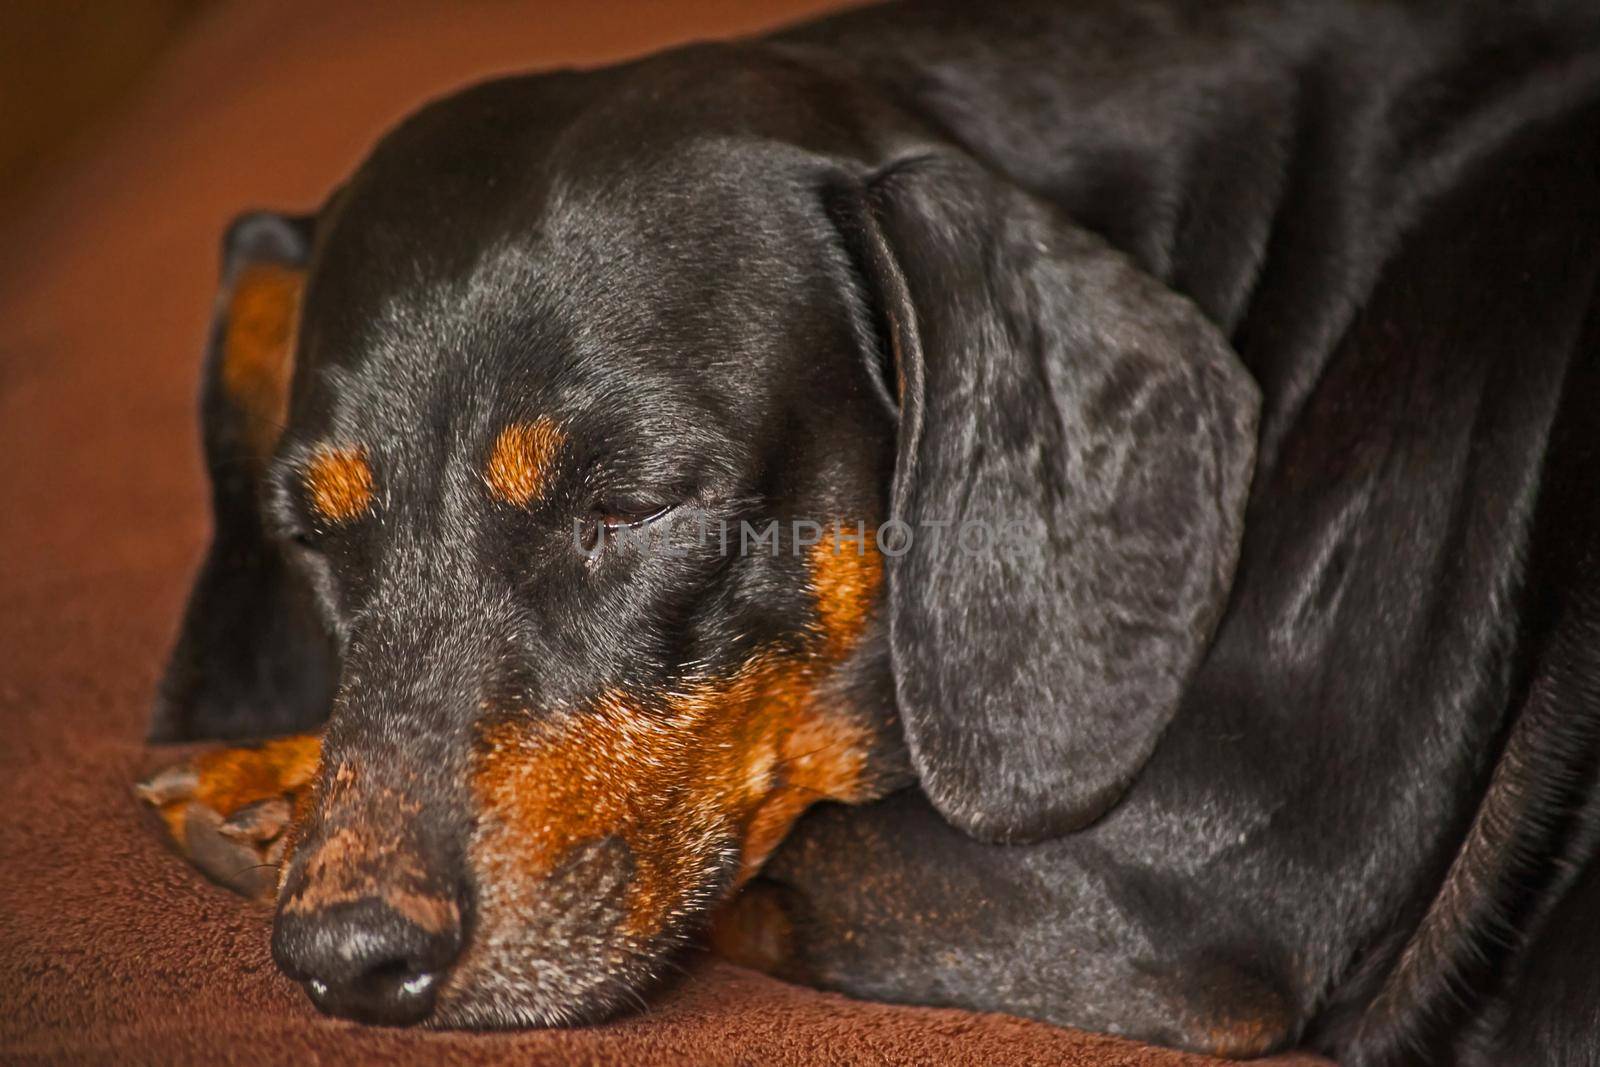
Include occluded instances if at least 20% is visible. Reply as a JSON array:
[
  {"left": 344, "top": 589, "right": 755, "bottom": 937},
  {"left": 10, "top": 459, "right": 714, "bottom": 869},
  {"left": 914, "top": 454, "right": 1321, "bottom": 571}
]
[
  {"left": 149, "top": 212, "right": 337, "bottom": 742},
  {"left": 836, "top": 155, "right": 1259, "bottom": 842}
]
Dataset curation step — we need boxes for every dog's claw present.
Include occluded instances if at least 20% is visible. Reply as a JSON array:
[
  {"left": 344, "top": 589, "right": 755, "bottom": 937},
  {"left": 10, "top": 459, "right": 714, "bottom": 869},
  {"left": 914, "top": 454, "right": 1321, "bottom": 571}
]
[
  {"left": 219, "top": 796, "right": 293, "bottom": 843},
  {"left": 136, "top": 764, "right": 199, "bottom": 806},
  {"left": 136, "top": 734, "right": 322, "bottom": 903}
]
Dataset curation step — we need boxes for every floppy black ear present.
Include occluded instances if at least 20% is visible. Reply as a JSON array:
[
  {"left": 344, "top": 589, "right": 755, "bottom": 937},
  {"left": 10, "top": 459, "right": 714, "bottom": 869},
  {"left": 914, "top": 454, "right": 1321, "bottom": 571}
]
[
  {"left": 838, "top": 155, "right": 1259, "bottom": 842},
  {"left": 149, "top": 212, "right": 337, "bottom": 742}
]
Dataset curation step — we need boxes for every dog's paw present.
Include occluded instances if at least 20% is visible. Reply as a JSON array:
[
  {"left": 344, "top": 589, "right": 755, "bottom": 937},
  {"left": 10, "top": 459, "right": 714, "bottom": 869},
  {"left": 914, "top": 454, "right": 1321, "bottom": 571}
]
[{"left": 137, "top": 734, "right": 322, "bottom": 901}]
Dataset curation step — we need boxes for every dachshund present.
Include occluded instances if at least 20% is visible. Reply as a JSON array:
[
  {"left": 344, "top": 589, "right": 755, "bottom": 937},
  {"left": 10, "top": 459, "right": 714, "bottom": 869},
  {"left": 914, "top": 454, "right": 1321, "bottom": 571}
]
[{"left": 137, "top": 1, "right": 1600, "bottom": 1061}]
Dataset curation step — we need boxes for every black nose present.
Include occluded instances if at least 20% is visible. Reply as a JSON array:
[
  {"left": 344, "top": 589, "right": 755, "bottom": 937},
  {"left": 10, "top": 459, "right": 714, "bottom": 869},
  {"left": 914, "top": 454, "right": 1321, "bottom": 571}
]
[{"left": 272, "top": 897, "right": 462, "bottom": 1026}]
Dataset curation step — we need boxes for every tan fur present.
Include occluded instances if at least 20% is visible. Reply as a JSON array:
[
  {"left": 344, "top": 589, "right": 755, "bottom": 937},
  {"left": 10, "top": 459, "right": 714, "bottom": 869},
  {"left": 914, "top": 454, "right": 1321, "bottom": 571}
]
[
  {"left": 1205, "top": 1019, "right": 1284, "bottom": 1058},
  {"left": 152, "top": 733, "right": 322, "bottom": 871},
  {"left": 148, "top": 531, "right": 882, "bottom": 950},
  {"left": 472, "top": 529, "right": 883, "bottom": 940},
  {"left": 484, "top": 419, "right": 565, "bottom": 506},
  {"left": 304, "top": 446, "right": 375, "bottom": 522},
  {"left": 220, "top": 263, "right": 302, "bottom": 463}
]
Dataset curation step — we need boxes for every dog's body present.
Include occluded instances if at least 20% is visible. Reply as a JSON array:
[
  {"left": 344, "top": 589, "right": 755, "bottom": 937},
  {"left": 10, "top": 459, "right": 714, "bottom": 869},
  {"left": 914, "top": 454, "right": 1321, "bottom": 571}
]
[{"left": 139, "top": 2, "right": 1600, "bottom": 1063}]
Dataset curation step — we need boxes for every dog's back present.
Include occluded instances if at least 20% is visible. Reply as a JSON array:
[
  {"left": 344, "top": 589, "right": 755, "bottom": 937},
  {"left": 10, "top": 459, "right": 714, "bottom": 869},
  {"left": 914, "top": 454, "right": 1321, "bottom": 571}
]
[{"left": 760, "top": 3, "right": 1600, "bottom": 1062}]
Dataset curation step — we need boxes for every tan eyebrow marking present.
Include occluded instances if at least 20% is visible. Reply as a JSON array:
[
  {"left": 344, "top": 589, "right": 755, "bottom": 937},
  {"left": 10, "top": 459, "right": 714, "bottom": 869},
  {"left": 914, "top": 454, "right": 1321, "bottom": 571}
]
[
  {"left": 304, "top": 446, "right": 375, "bottom": 522},
  {"left": 484, "top": 418, "right": 565, "bottom": 506}
]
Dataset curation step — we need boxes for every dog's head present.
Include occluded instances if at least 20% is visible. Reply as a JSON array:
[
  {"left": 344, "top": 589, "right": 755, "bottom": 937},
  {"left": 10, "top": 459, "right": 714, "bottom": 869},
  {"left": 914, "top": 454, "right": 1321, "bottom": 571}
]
[{"left": 153, "top": 47, "right": 1259, "bottom": 1027}]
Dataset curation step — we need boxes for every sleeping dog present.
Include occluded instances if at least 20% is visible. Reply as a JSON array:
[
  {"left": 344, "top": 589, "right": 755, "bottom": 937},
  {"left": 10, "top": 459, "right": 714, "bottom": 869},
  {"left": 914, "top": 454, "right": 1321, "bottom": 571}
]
[{"left": 137, "top": 0, "right": 1600, "bottom": 1061}]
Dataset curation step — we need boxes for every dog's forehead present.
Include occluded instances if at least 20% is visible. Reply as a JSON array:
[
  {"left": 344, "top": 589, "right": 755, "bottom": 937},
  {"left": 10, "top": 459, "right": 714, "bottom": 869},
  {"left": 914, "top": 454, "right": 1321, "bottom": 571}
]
[
  {"left": 295, "top": 80, "right": 858, "bottom": 460},
  {"left": 297, "top": 219, "right": 793, "bottom": 463}
]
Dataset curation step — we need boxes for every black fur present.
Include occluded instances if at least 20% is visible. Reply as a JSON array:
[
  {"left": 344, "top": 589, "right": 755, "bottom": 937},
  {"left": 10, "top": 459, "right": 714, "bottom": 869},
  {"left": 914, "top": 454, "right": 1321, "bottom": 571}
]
[
  {"left": 154, "top": 0, "right": 1600, "bottom": 1060},
  {"left": 837, "top": 155, "right": 1258, "bottom": 841},
  {"left": 152, "top": 212, "right": 335, "bottom": 742}
]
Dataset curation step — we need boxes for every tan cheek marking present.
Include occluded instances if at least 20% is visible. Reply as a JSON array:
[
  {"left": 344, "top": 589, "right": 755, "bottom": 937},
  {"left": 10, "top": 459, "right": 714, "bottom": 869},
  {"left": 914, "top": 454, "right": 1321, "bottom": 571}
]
[
  {"left": 304, "top": 446, "right": 374, "bottom": 522},
  {"left": 1204, "top": 1019, "right": 1283, "bottom": 1058},
  {"left": 808, "top": 525, "right": 885, "bottom": 656},
  {"left": 474, "top": 704, "right": 694, "bottom": 941},
  {"left": 475, "top": 681, "right": 758, "bottom": 941},
  {"left": 692, "top": 531, "right": 885, "bottom": 886},
  {"left": 484, "top": 418, "right": 565, "bottom": 506},
  {"left": 472, "top": 528, "right": 885, "bottom": 941},
  {"left": 220, "top": 263, "right": 303, "bottom": 462},
  {"left": 736, "top": 707, "right": 873, "bottom": 878}
]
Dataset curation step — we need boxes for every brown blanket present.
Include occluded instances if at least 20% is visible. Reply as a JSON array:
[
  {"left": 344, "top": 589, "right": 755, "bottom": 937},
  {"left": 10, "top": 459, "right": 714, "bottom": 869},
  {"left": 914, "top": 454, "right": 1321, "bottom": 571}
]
[{"left": 0, "top": 2, "right": 1333, "bottom": 1062}]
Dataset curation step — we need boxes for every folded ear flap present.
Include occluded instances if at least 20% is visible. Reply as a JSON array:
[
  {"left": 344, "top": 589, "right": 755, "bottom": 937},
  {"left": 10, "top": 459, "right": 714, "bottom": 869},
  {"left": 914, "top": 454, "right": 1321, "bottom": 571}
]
[
  {"left": 839, "top": 155, "right": 1260, "bottom": 842},
  {"left": 149, "top": 212, "right": 337, "bottom": 742}
]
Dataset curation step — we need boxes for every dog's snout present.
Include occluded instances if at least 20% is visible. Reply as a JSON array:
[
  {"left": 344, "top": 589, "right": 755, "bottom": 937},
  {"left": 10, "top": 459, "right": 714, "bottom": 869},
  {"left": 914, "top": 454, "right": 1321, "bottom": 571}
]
[{"left": 273, "top": 897, "right": 462, "bottom": 1026}]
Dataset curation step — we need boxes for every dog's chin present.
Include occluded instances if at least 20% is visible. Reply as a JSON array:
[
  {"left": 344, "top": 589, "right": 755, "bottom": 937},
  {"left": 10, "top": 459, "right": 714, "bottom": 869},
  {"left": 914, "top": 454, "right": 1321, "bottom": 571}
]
[
  {"left": 430, "top": 836, "right": 736, "bottom": 1029},
  {"left": 430, "top": 957, "right": 664, "bottom": 1030}
]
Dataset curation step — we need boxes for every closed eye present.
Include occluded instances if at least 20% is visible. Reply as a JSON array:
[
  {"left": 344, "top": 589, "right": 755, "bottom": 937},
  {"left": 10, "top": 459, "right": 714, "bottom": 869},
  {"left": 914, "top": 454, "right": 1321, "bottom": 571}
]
[
  {"left": 576, "top": 502, "right": 677, "bottom": 555},
  {"left": 596, "top": 504, "right": 674, "bottom": 530}
]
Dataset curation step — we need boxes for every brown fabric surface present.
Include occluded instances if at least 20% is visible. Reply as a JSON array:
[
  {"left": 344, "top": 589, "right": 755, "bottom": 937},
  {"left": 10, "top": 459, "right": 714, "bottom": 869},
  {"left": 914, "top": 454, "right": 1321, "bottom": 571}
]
[{"left": 0, "top": 2, "right": 1334, "bottom": 1063}]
